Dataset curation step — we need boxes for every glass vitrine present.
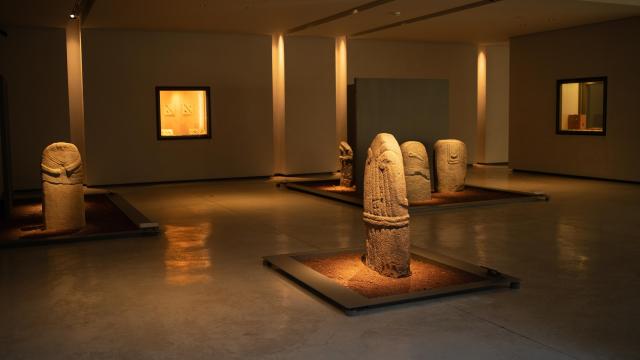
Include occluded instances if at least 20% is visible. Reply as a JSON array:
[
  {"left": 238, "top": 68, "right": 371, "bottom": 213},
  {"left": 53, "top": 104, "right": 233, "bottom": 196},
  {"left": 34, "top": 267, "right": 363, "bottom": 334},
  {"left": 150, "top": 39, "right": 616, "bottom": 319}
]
[
  {"left": 556, "top": 77, "right": 606, "bottom": 135},
  {"left": 156, "top": 87, "right": 211, "bottom": 139}
]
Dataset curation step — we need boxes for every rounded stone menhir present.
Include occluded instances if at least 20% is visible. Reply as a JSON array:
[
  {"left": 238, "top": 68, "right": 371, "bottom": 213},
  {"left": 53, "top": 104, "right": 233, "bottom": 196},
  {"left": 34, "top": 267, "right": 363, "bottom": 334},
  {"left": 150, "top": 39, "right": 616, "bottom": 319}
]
[
  {"left": 41, "top": 142, "right": 85, "bottom": 231},
  {"left": 401, "top": 140, "right": 432, "bottom": 203},
  {"left": 434, "top": 139, "right": 467, "bottom": 193},
  {"left": 363, "top": 133, "right": 411, "bottom": 278}
]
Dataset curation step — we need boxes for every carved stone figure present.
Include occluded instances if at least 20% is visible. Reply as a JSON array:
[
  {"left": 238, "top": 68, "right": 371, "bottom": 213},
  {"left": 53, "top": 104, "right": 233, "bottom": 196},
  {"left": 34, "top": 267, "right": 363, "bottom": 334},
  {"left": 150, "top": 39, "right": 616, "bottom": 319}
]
[
  {"left": 339, "top": 141, "right": 353, "bottom": 188},
  {"left": 434, "top": 139, "right": 467, "bottom": 192},
  {"left": 363, "top": 133, "right": 411, "bottom": 278},
  {"left": 400, "top": 141, "right": 432, "bottom": 203},
  {"left": 41, "top": 142, "right": 85, "bottom": 231}
]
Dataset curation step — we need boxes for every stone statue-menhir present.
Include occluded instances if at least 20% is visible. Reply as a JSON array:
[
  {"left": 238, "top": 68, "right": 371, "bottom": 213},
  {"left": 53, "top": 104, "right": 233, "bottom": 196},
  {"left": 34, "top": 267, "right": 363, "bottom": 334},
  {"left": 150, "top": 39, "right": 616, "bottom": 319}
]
[
  {"left": 339, "top": 141, "right": 353, "bottom": 188},
  {"left": 363, "top": 133, "right": 411, "bottom": 278},
  {"left": 41, "top": 142, "right": 85, "bottom": 231},
  {"left": 401, "top": 141, "right": 432, "bottom": 203},
  {"left": 434, "top": 139, "right": 467, "bottom": 192}
]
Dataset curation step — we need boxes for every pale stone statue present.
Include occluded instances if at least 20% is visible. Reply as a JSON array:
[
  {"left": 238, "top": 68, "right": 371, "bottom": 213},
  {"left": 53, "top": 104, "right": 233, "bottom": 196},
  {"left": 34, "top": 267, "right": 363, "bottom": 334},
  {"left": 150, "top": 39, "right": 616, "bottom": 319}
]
[
  {"left": 363, "top": 133, "right": 411, "bottom": 278},
  {"left": 434, "top": 139, "right": 467, "bottom": 192},
  {"left": 339, "top": 141, "right": 353, "bottom": 188},
  {"left": 41, "top": 142, "right": 85, "bottom": 231},
  {"left": 400, "top": 141, "right": 432, "bottom": 203}
]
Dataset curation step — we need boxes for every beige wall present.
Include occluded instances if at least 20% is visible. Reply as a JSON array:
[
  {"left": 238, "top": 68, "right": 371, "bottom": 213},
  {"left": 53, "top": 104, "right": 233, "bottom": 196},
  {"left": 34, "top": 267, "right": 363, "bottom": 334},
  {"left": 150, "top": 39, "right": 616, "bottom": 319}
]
[
  {"left": 82, "top": 29, "right": 274, "bottom": 185},
  {"left": 0, "top": 27, "right": 70, "bottom": 190},
  {"left": 347, "top": 39, "right": 477, "bottom": 163},
  {"left": 284, "top": 36, "right": 337, "bottom": 174},
  {"left": 1, "top": 28, "right": 509, "bottom": 187},
  {"left": 510, "top": 17, "right": 640, "bottom": 181}
]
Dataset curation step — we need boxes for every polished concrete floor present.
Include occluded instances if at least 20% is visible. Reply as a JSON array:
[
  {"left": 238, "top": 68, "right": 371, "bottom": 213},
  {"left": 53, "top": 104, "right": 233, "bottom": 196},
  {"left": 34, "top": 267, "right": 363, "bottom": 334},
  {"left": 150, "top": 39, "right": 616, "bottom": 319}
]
[{"left": 1, "top": 167, "right": 639, "bottom": 359}]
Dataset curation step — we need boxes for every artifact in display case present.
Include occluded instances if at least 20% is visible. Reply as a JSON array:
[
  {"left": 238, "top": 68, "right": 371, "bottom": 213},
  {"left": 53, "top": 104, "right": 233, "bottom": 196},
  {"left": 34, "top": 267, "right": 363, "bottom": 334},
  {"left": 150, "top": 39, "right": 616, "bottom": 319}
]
[
  {"left": 557, "top": 77, "right": 606, "bottom": 135},
  {"left": 363, "top": 133, "right": 411, "bottom": 278},
  {"left": 156, "top": 86, "right": 211, "bottom": 139},
  {"left": 434, "top": 139, "right": 467, "bottom": 193},
  {"left": 401, "top": 141, "right": 432, "bottom": 203},
  {"left": 41, "top": 142, "right": 85, "bottom": 231}
]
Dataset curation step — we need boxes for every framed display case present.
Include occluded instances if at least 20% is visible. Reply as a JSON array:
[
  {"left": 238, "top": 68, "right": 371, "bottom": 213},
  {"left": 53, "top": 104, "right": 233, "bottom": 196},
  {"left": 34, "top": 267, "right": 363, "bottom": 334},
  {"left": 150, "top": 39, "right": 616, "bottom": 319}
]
[
  {"left": 556, "top": 77, "right": 607, "bottom": 135},
  {"left": 156, "top": 86, "right": 211, "bottom": 140}
]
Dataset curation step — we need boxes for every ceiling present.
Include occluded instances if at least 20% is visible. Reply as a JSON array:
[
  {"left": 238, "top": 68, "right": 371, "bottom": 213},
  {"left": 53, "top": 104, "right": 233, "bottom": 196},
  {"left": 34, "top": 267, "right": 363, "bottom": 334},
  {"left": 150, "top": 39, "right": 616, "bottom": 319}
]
[{"left": 1, "top": 0, "right": 639, "bottom": 43}]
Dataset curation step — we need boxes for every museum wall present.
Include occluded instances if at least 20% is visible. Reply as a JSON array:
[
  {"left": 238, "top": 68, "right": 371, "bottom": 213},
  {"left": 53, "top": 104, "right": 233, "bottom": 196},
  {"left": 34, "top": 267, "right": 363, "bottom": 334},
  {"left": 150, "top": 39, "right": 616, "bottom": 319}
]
[
  {"left": 347, "top": 39, "right": 477, "bottom": 162},
  {"left": 284, "top": 36, "right": 337, "bottom": 174},
  {"left": 510, "top": 17, "right": 640, "bottom": 181},
  {"left": 0, "top": 27, "right": 71, "bottom": 190},
  {"left": 351, "top": 78, "right": 449, "bottom": 189},
  {"left": 82, "top": 29, "right": 274, "bottom": 185},
  {"left": 484, "top": 44, "right": 510, "bottom": 164}
]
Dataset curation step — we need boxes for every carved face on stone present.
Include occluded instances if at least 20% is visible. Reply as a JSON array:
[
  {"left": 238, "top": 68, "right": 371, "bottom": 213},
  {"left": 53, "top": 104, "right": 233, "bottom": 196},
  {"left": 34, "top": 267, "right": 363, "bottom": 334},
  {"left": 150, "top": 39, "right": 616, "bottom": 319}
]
[
  {"left": 400, "top": 141, "right": 431, "bottom": 203},
  {"left": 434, "top": 139, "right": 467, "bottom": 192},
  {"left": 339, "top": 141, "right": 353, "bottom": 159},
  {"left": 364, "top": 133, "right": 409, "bottom": 216},
  {"left": 400, "top": 141, "right": 430, "bottom": 180},
  {"left": 41, "top": 142, "right": 84, "bottom": 185}
]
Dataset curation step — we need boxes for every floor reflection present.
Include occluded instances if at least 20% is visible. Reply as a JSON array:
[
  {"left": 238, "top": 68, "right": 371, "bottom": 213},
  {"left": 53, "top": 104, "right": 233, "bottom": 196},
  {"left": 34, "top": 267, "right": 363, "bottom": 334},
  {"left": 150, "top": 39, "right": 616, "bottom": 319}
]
[
  {"left": 164, "top": 223, "right": 212, "bottom": 285},
  {"left": 555, "top": 222, "right": 590, "bottom": 273}
]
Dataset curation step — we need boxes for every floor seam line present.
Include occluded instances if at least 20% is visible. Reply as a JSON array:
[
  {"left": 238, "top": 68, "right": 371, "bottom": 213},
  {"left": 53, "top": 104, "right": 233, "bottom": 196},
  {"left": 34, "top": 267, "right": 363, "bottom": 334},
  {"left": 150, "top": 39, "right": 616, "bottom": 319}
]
[{"left": 451, "top": 305, "right": 580, "bottom": 360}]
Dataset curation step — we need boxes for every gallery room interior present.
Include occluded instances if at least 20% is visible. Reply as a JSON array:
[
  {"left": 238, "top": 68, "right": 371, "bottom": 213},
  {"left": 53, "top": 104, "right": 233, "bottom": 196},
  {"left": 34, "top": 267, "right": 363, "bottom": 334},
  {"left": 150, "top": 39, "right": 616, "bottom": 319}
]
[{"left": 1, "top": 0, "right": 640, "bottom": 358}]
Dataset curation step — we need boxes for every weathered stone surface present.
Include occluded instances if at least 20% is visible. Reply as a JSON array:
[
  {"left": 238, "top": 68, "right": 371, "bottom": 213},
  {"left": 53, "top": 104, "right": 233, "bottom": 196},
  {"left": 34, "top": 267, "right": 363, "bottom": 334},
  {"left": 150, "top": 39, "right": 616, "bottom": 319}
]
[
  {"left": 41, "top": 142, "right": 85, "bottom": 231},
  {"left": 401, "top": 141, "right": 431, "bottom": 203},
  {"left": 339, "top": 141, "right": 354, "bottom": 188},
  {"left": 434, "top": 139, "right": 467, "bottom": 192},
  {"left": 363, "top": 133, "right": 411, "bottom": 278}
]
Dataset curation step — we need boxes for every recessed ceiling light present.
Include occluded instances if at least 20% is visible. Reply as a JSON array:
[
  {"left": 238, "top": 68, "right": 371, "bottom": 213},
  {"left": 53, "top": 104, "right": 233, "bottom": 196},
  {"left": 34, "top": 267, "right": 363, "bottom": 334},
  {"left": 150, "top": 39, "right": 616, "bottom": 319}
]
[
  {"left": 352, "top": 9, "right": 359, "bottom": 15},
  {"left": 391, "top": 11, "right": 401, "bottom": 16},
  {"left": 69, "top": 13, "right": 77, "bottom": 19}
]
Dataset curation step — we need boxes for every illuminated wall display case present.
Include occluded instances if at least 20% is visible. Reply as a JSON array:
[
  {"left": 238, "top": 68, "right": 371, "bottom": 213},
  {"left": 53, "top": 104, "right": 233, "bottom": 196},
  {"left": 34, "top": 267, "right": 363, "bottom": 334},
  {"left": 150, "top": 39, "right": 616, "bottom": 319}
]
[
  {"left": 156, "top": 86, "right": 211, "bottom": 140},
  {"left": 556, "top": 77, "right": 607, "bottom": 135}
]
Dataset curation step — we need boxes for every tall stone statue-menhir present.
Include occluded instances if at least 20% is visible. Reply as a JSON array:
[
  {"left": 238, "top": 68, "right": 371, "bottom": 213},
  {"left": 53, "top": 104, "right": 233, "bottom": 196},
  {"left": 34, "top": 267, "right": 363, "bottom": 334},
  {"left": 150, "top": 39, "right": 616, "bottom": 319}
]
[
  {"left": 338, "top": 141, "right": 353, "bottom": 188},
  {"left": 41, "top": 142, "right": 85, "bottom": 231},
  {"left": 363, "top": 133, "right": 411, "bottom": 278},
  {"left": 434, "top": 139, "right": 467, "bottom": 192},
  {"left": 400, "top": 141, "right": 432, "bottom": 203}
]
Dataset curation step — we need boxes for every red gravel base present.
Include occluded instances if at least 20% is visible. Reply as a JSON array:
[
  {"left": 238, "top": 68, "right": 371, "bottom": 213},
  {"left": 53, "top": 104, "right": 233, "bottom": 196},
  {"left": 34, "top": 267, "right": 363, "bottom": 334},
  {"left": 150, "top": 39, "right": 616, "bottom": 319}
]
[
  {"left": 0, "top": 194, "right": 138, "bottom": 243},
  {"left": 410, "top": 187, "right": 523, "bottom": 206},
  {"left": 296, "top": 252, "right": 483, "bottom": 298},
  {"left": 315, "top": 184, "right": 357, "bottom": 193}
]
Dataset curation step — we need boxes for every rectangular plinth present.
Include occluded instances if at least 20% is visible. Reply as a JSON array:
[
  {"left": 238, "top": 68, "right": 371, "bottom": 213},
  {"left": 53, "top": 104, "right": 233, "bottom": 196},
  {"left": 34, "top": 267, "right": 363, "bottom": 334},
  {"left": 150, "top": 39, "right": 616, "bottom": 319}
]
[
  {"left": 0, "top": 193, "right": 159, "bottom": 248},
  {"left": 281, "top": 179, "right": 547, "bottom": 211},
  {"left": 263, "top": 246, "right": 519, "bottom": 315}
]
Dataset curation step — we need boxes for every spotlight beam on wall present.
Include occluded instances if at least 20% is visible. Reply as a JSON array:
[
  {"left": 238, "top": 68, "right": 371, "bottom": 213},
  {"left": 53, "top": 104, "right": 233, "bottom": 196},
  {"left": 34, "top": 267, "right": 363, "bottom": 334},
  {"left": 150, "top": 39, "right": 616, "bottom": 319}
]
[
  {"left": 286, "top": 0, "right": 396, "bottom": 34},
  {"left": 351, "top": 0, "right": 503, "bottom": 37}
]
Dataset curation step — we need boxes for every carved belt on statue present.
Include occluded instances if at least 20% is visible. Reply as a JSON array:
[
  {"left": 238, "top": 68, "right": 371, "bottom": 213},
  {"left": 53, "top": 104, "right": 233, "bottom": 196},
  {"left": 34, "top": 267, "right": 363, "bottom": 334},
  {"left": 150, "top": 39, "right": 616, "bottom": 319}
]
[
  {"left": 41, "top": 157, "right": 83, "bottom": 185},
  {"left": 363, "top": 212, "right": 410, "bottom": 227}
]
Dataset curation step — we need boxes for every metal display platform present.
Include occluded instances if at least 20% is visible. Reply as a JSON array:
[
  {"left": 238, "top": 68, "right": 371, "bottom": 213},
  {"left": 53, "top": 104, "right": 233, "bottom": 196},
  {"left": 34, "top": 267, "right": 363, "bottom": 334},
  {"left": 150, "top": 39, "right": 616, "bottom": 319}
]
[
  {"left": 281, "top": 179, "right": 548, "bottom": 211},
  {"left": 0, "top": 192, "right": 159, "bottom": 248},
  {"left": 263, "top": 246, "right": 520, "bottom": 315}
]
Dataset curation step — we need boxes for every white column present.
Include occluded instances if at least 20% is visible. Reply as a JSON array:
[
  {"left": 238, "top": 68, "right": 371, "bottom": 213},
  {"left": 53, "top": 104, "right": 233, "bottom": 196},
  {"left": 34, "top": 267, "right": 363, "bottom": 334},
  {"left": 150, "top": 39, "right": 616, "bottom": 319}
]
[
  {"left": 272, "top": 34, "right": 286, "bottom": 175},
  {"left": 476, "top": 45, "right": 487, "bottom": 164},
  {"left": 335, "top": 36, "right": 348, "bottom": 152},
  {"left": 65, "top": 19, "right": 86, "bottom": 175},
  {"left": 477, "top": 43, "right": 510, "bottom": 164}
]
